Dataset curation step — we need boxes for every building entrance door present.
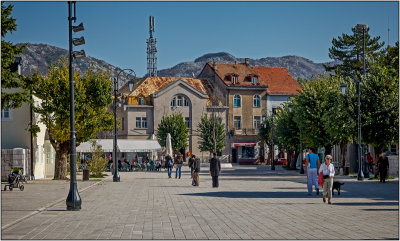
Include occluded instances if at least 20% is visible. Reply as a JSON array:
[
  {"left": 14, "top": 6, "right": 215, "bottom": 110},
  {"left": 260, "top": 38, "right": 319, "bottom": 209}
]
[{"left": 232, "top": 148, "right": 237, "bottom": 163}]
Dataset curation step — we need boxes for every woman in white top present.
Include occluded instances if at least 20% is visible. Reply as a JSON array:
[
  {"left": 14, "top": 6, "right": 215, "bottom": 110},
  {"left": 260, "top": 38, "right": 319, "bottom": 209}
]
[{"left": 318, "top": 155, "right": 335, "bottom": 204}]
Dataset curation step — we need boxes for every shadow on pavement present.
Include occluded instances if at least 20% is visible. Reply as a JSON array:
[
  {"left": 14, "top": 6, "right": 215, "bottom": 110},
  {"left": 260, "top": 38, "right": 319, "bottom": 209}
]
[
  {"left": 362, "top": 208, "right": 398, "bottom": 211},
  {"left": 333, "top": 202, "right": 398, "bottom": 206}
]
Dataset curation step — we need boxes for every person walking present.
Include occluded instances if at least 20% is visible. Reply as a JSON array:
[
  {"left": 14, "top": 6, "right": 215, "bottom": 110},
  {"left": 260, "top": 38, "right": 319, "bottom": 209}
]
[
  {"left": 209, "top": 152, "right": 221, "bottom": 188},
  {"left": 188, "top": 155, "right": 195, "bottom": 178},
  {"left": 165, "top": 153, "right": 173, "bottom": 178},
  {"left": 175, "top": 152, "right": 184, "bottom": 179},
  {"left": 305, "top": 148, "right": 320, "bottom": 195},
  {"left": 367, "top": 152, "right": 374, "bottom": 173},
  {"left": 318, "top": 155, "right": 335, "bottom": 204},
  {"left": 192, "top": 155, "right": 200, "bottom": 186},
  {"left": 377, "top": 152, "right": 389, "bottom": 183}
]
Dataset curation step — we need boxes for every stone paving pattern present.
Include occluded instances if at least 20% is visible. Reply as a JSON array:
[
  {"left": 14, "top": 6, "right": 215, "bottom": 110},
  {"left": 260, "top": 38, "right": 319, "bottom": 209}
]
[{"left": 1, "top": 165, "right": 399, "bottom": 240}]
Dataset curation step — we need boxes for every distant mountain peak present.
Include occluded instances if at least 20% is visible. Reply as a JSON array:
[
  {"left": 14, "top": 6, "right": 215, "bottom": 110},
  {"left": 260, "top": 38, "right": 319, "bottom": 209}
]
[{"left": 194, "top": 52, "right": 236, "bottom": 63}]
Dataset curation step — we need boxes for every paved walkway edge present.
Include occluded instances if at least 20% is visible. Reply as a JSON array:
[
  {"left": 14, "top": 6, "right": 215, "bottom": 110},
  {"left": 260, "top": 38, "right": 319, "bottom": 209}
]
[{"left": 1, "top": 177, "right": 111, "bottom": 231}]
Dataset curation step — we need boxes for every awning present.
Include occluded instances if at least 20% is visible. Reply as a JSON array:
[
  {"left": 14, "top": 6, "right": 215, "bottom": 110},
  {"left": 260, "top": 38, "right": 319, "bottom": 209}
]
[
  {"left": 117, "top": 139, "right": 162, "bottom": 152},
  {"left": 76, "top": 139, "right": 162, "bottom": 153},
  {"left": 231, "top": 142, "right": 256, "bottom": 148},
  {"left": 76, "top": 139, "right": 114, "bottom": 152}
]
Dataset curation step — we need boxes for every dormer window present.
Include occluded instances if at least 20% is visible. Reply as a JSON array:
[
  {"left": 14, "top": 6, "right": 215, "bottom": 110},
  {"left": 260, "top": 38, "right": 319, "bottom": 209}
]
[
  {"left": 252, "top": 76, "right": 258, "bottom": 85},
  {"left": 138, "top": 97, "right": 145, "bottom": 105},
  {"left": 232, "top": 75, "right": 238, "bottom": 84}
]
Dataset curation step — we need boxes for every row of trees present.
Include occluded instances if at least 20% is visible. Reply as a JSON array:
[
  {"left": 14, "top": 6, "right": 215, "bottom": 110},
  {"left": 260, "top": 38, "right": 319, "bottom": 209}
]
[
  {"left": 156, "top": 112, "right": 226, "bottom": 156},
  {"left": 259, "top": 26, "right": 398, "bottom": 169}
]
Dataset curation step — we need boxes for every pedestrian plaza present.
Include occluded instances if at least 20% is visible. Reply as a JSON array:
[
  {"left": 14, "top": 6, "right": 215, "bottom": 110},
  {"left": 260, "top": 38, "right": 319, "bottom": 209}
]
[{"left": 1, "top": 165, "right": 399, "bottom": 240}]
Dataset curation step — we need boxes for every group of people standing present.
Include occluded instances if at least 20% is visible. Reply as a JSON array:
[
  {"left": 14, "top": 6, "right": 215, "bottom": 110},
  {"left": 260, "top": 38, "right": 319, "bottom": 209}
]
[{"left": 164, "top": 152, "right": 221, "bottom": 188}]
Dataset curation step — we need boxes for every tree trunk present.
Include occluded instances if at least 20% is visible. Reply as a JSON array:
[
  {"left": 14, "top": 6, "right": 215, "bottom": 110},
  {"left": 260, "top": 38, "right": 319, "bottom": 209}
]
[
  {"left": 54, "top": 142, "right": 69, "bottom": 180},
  {"left": 340, "top": 141, "right": 348, "bottom": 168},
  {"left": 290, "top": 151, "right": 298, "bottom": 169},
  {"left": 325, "top": 145, "right": 332, "bottom": 156}
]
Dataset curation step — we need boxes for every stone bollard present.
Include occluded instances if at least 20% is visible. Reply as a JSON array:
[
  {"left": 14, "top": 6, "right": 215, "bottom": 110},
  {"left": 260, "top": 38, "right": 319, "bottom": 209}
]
[{"left": 83, "top": 169, "right": 90, "bottom": 181}]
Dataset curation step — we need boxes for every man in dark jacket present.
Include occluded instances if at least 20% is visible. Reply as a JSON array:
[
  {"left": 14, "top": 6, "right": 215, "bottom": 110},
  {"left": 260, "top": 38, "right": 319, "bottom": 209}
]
[
  {"left": 188, "top": 155, "right": 195, "bottom": 178},
  {"left": 192, "top": 155, "right": 200, "bottom": 186},
  {"left": 209, "top": 152, "right": 221, "bottom": 188}
]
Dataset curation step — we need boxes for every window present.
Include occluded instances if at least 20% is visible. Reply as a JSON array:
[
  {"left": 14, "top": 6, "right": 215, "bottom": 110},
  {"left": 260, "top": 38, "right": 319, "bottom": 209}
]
[
  {"left": 1, "top": 108, "right": 12, "bottom": 120},
  {"left": 253, "top": 116, "right": 261, "bottom": 129},
  {"left": 232, "top": 75, "right": 238, "bottom": 84},
  {"left": 142, "top": 117, "right": 147, "bottom": 129},
  {"left": 136, "top": 117, "right": 147, "bottom": 129},
  {"left": 252, "top": 76, "right": 258, "bottom": 85},
  {"left": 185, "top": 117, "right": 190, "bottom": 129},
  {"left": 242, "top": 146, "right": 255, "bottom": 158},
  {"left": 136, "top": 117, "right": 141, "bottom": 128},
  {"left": 184, "top": 97, "right": 189, "bottom": 106},
  {"left": 253, "top": 95, "right": 261, "bottom": 108},
  {"left": 177, "top": 96, "right": 183, "bottom": 107},
  {"left": 138, "top": 97, "right": 145, "bottom": 105},
  {"left": 233, "top": 94, "right": 241, "bottom": 108},
  {"left": 234, "top": 116, "right": 241, "bottom": 130},
  {"left": 171, "top": 98, "right": 176, "bottom": 107}
]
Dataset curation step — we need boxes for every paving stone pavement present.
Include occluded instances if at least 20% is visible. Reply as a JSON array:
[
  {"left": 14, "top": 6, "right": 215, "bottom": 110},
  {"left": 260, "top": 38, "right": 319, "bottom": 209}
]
[{"left": 1, "top": 165, "right": 398, "bottom": 240}]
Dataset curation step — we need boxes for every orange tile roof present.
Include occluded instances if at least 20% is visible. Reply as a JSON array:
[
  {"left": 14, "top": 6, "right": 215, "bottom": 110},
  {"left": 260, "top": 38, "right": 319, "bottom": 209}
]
[
  {"left": 252, "top": 66, "right": 301, "bottom": 95},
  {"left": 128, "top": 77, "right": 207, "bottom": 97},
  {"left": 206, "top": 62, "right": 268, "bottom": 87}
]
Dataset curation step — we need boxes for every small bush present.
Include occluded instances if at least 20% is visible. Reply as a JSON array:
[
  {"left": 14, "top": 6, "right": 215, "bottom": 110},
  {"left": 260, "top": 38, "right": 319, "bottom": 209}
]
[{"left": 87, "top": 140, "right": 109, "bottom": 176}]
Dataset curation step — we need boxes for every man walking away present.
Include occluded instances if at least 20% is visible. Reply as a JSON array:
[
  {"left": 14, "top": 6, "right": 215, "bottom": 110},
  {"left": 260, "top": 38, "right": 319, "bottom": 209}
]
[
  {"left": 210, "top": 152, "right": 221, "bottom": 188},
  {"left": 192, "top": 155, "right": 200, "bottom": 186},
  {"left": 188, "top": 155, "right": 195, "bottom": 178},
  {"left": 305, "top": 148, "right": 320, "bottom": 195},
  {"left": 165, "top": 153, "right": 173, "bottom": 178}
]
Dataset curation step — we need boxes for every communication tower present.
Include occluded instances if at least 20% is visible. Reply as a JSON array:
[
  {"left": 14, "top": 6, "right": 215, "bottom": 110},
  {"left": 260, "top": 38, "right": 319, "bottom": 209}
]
[{"left": 147, "top": 16, "right": 157, "bottom": 77}]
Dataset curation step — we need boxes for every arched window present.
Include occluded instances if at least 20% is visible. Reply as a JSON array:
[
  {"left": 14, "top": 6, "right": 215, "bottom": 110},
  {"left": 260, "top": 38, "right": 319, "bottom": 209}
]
[
  {"left": 184, "top": 97, "right": 189, "bottom": 106},
  {"left": 171, "top": 98, "right": 176, "bottom": 107},
  {"left": 253, "top": 95, "right": 260, "bottom": 108},
  {"left": 233, "top": 94, "right": 241, "bottom": 108}
]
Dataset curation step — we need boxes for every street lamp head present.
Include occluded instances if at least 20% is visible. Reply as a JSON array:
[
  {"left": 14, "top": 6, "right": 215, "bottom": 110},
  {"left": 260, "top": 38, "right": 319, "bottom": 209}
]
[
  {"left": 72, "top": 50, "right": 85, "bottom": 59},
  {"left": 72, "top": 36, "right": 85, "bottom": 46},
  {"left": 356, "top": 24, "right": 368, "bottom": 30},
  {"left": 72, "top": 22, "right": 84, "bottom": 32},
  {"left": 128, "top": 79, "right": 135, "bottom": 92},
  {"left": 340, "top": 83, "right": 347, "bottom": 95}
]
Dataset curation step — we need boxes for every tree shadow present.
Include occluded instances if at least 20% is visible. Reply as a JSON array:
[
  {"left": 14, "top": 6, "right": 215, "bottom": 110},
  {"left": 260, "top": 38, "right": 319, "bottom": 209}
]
[
  {"left": 362, "top": 208, "right": 398, "bottom": 211},
  {"left": 332, "top": 202, "right": 398, "bottom": 206}
]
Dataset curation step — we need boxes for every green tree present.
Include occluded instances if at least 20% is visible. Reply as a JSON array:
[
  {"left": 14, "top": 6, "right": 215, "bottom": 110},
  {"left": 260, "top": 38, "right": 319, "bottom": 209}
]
[
  {"left": 197, "top": 113, "right": 226, "bottom": 154},
  {"left": 292, "top": 76, "right": 339, "bottom": 155},
  {"left": 30, "top": 57, "right": 114, "bottom": 179},
  {"left": 87, "top": 140, "right": 108, "bottom": 177},
  {"left": 274, "top": 102, "right": 300, "bottom": 169},
  {"left": 258, "top": 114, "right": 274, "bottom": 163},
  {"left": 360, "top": 53, "right": 399, "bottom": 156},
  {"left": 1, "top": 2, "right": 29, "bottom": 109},
  {"left": 325, "top": 25, "right": 384, "bottom": 76},
  {"left": 156, "top": 112, "right": 188, "bottom": 153}
]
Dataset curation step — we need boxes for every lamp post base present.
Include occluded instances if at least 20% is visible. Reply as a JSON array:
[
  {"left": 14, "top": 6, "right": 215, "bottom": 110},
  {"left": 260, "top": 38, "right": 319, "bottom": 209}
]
[
  {"left": 357, "top": 169, "right": 364, "bottom": 181},
  {"left": 113, "top": 174, "right": 120, "bottom": 182},
  {"left": 66, "top": 184, "right": 81, "bottom": 211},
  {"left": 271, "top": 165, "right": 275, "bottom": 171}
]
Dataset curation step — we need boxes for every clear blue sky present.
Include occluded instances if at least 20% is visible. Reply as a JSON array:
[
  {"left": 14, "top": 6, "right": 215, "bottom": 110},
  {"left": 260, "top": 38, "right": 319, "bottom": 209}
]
[{"left": 4, "top": 1, "right": 399, "bottom": 77}]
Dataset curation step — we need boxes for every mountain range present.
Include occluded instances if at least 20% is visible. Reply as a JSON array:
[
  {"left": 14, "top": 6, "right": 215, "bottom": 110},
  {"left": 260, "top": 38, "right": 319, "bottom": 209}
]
[{"left": 17, "top": 43, "right": 335, "bottom": 86}]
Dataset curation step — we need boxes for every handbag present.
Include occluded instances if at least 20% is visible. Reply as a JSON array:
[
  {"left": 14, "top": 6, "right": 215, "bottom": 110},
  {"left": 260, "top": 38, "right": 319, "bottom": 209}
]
[
  {"left": 318, "top": 172, "right": 324, "bottom": 187},
  {"left": 174, "top": 163, "right": 178, "bottom": 169}
]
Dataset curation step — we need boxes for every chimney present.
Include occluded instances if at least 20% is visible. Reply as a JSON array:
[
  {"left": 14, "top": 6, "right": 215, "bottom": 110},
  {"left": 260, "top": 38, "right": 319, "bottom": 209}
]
[
  {"left": 245, "top": 58, "right": 249, "bottom": 65},
  {"left": 213, "top": 61, "right": 217, "bottom": 70}
]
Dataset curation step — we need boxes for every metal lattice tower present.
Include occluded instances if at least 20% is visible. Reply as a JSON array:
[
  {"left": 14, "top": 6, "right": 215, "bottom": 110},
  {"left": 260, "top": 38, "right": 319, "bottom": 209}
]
[{"left": 147, "top": 16, "right": 157, "bottom": 77}]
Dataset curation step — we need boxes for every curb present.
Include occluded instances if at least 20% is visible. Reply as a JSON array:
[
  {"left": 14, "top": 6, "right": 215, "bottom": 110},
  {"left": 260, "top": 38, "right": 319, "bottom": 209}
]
[{"left": 1, "top": 176, "right": 111, "bottom": 231}]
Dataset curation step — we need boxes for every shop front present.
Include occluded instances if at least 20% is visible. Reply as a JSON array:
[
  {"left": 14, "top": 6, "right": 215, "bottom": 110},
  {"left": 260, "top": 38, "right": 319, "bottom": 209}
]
[{"left": 231, "top": 142, "right": 261, "bottom": 165}]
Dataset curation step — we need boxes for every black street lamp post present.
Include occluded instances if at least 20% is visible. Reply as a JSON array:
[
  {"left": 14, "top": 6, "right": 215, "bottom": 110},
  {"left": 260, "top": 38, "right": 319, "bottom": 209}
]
[
  {"left": 66, "top": 1, "right": 85, "bottom": 211},
  {"left": 271, "top": 108, "right": 277, "bottom": 171},
  {"left": 113, "top": 69, "right": 136, "bottom": 182}
]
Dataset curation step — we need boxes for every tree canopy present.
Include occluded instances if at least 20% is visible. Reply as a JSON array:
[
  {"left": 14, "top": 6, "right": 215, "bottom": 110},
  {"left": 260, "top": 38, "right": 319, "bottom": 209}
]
[
  {"left": 31, "top": 57, "right": 114, "bottom": 179},
  {"left": 156, "top": 112, "right": 188, "bottom": 153},
  {"left": 325, "top": 25, "right": 384, "bottom": 76},
  {"left": 197, "top": 113, "right": 226, "bottom": 154},
  {"left": 1, "top": 2, "right": 29, "bottom": 109}
]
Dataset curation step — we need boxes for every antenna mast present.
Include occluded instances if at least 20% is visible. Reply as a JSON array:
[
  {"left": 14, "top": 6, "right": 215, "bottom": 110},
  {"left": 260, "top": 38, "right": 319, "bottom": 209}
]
[
  {"left": 387, "top": 16, "right": 390, "bottom": 47},
  {"left": 147, "top": 16, "right": 157, "bottom": 77}
]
